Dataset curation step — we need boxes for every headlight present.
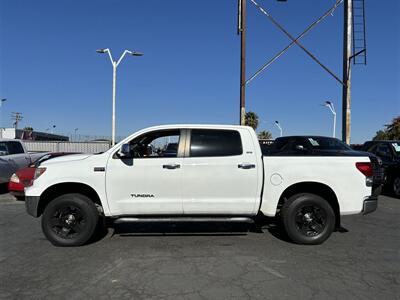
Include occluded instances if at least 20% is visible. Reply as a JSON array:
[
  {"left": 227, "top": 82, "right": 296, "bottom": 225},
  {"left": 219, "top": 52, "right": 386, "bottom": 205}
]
[
  {"left": 10, "top": 173, "right": 20, "bottom": 183},
  {"left": 34, "top": 167, "right": 47, "bottom": 180}
]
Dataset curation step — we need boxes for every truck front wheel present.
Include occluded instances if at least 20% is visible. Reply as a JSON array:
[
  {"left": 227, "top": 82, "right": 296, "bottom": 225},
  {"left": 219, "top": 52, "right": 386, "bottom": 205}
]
[
  {"left": 280, "top": 193, "right": 335, "bottom": 245},
  {"left": 41, "top": 193, "right": 99, "bottom": 247}
]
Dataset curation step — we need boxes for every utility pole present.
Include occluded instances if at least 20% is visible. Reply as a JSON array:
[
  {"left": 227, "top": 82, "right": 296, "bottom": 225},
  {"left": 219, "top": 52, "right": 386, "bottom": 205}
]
[
  {"left": 11, "top": 112, "right": 23, "bottom": 130},
  {"left": 238, "top": 0, "right": 247, "bottom": 125},
  {"left": 342, "top": 0, "right": 352, "bottom": 144}
]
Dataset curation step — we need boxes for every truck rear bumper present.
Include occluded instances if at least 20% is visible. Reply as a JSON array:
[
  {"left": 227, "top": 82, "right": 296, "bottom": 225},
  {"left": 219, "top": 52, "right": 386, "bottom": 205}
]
[
  {"left": 362, "top": 185, "right": 381, "bottom": 215},
  {"left": 362, "top": 198, "right": 377, "bottom": 215},
  {"left": 25, "top": 196, "right": 40, "bottom": 217}
]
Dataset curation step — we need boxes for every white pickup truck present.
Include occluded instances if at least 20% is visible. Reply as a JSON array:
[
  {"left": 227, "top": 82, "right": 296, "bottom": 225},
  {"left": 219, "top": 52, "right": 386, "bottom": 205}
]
[{"left": 25, "top": 125, "right": 380, "bottom": 246}]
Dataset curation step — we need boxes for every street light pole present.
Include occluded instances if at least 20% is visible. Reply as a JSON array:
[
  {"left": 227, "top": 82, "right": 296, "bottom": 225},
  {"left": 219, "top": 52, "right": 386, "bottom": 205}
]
[
  {"left": 0, "top": 98, "right": 6, "bottom": 138},
  {"left": 74, "top": 128, "right": 79, "bottom": 142},
  {"left": 112, "top": 61, "right": 117, "bottom": 146},
  {"left": 324, "top": 101, "right": 336, "bottom": 138},
  {"left": 97, "top": 48, "right": 143, "bottom": 146},
  {"left": 274, "top": 121, "right": 283, "bottom": 137}
]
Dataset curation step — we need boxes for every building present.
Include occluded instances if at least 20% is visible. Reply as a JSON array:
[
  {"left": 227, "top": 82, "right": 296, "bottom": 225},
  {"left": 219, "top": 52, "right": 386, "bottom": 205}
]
[{"left": 0, "top": 128, "right": 69, "bottom": 141}]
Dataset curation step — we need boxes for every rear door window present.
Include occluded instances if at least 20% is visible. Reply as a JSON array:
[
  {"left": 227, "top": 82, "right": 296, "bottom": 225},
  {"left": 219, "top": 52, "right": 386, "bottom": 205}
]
[{"left": 190, "top": 129, "right": 242, "bottom": 157}]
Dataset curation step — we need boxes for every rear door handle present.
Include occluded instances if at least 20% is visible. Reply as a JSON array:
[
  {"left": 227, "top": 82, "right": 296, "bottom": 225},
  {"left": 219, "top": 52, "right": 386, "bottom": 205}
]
[
  {"left": 238, "top": 163, "right": 255, "bottom": 169},
  {"left": 163, "top": 164, "right": 181, "bottom": 169}
]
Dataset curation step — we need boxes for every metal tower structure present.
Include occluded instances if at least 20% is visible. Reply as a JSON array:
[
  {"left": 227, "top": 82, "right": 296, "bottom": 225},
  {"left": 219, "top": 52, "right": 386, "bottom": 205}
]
[{"left": 237, "top": 0, "right": 367, "bottom": 143}]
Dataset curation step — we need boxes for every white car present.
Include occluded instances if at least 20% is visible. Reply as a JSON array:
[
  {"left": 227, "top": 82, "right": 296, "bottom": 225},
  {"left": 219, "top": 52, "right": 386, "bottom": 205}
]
[{"left": 25, "top": 125, "right": 380, "bottom": 246}]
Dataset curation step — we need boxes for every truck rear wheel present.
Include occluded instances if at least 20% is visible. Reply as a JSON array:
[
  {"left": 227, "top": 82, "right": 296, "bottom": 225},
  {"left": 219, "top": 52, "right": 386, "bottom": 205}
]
[
  {"left": 41, "top": 193, "right": 99, "bottom": 247},
  {"left": 280, "top": 193, "right": 335, "bottom": 245}
]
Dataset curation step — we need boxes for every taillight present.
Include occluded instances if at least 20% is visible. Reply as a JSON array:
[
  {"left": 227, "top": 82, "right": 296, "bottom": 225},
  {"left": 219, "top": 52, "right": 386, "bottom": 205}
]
[
  {"left": 356, "top": 162, "right": 373, "bottom": 177},
  {"left": 10, "top": 173, "right": 20, "bottom": 183}
]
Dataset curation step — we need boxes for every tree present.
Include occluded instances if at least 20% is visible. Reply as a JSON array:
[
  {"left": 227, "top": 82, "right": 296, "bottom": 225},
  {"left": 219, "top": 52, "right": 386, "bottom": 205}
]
[
  {"left": 372, "top": 116, "right": 400, "bottom": 140},
  {"left": 23, "top": 126, "right": 33, "bottom": 131},
  {"left": 245, "top": 111, "right": 259, "bottom": 130},
  {"left": 386, "top": 116, "right": 400, "bottom": 140},
  {"left": 373, "top": 130, "right": 388, "bottom": 141},
  {"left": 258, "top": 130, "right": 273, "bottom": 140}
]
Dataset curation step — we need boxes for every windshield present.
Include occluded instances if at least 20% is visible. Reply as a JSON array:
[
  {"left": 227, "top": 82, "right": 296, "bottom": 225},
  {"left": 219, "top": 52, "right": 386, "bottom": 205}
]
[{"left": 307, "top": 137, "right": 352, "bottom": 151}]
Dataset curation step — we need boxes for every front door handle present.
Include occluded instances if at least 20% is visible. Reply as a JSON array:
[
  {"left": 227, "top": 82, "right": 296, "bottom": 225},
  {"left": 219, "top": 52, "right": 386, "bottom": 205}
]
[
  {"left": 163, "top": 164, "right": 181, "bottom": 169},
  {"left": 238, "top": 163, "right": 255, "bottom": 169}
]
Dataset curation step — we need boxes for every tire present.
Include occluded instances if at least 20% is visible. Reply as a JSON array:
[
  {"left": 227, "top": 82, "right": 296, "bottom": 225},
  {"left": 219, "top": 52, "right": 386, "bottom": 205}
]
[
  {"left": 280, "top": 193, "right": 335, "bottom": 245},
  {"left": 41, "top": 193, "right": 99, "bottom": 247},
  {"left": 392, "top": 176, "right": 400, "bottom": 198},
  {"left": 15, "top": 196, "right": 25, "bottom": 201}
]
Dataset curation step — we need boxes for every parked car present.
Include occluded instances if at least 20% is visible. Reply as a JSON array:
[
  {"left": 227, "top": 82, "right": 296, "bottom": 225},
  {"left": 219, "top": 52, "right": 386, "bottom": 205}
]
[
  {"left": 0, "top": 139, "right": 44, "bottom": 184},
  {"left": 8, "top": 152, "right": 77, "bottom": 199},
  {"left": 361, "top": 140, "right": 400, "bottom": 197},
  {"left": 270, "top": 135, "right": 369, "bottom": 155},
  {"left": 268, "top": 136, "right": 385, "bottom": 188},
  {"left": 350, "top": 144, "right": 364, "bottom": 151},
  {"left": 25, "top": 125, "right": 380, "bottom": 247}
]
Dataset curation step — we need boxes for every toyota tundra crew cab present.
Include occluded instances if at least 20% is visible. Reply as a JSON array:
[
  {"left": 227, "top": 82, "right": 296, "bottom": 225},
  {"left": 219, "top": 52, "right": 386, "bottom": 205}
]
[{"left": 24, "top": 125, "right": 380, "bottom": 246}]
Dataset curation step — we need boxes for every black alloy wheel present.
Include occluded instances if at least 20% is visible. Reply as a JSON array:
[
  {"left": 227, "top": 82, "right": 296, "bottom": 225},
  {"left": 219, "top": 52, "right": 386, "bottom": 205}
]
[
  {"left": 281, "top": 193, "right": 335, "bottom": 245},
  {"left": 42, "top": 193, "right": 99, "bottom": 246},
  {"left": 50, "top": 205, "right": 86, "bottom": 239},
  {"left": 294, "top": 205, "right": 327, "bottom": 237}
]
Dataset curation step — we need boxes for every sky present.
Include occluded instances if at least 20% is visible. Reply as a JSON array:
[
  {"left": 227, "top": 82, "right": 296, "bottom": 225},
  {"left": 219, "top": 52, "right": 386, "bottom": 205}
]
[{"left": 0, "top": 0, "right": 399, "bottom": 143}]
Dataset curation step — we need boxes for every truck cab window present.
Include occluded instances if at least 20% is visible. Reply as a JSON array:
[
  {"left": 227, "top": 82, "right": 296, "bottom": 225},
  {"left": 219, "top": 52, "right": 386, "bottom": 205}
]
[
  {"left": 0, "top": 142, "right": 24, "bottom": 155},
  {"left": 129, "top": 130, "right": 180, "bottom": 158},
  {"left": 8, "top": 142, "right": 25, "bottom": 154},
  {"left": 190, "top": 129, "right": 242, "bottom": 157},
  {"left": 376, "top": 144, "right": 392, "bottom": 158},
  {"left": 0, "top": 143, "right": 8, "bottom": 155}
]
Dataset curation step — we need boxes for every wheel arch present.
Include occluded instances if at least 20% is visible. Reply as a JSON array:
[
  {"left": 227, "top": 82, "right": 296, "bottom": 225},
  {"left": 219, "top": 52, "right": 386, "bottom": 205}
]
[
  {"left": 277, "top": 181, "right": 341, "bottom": 228},
  {"left": 37, "top": 182, "right": 103, "bottom": 217}
]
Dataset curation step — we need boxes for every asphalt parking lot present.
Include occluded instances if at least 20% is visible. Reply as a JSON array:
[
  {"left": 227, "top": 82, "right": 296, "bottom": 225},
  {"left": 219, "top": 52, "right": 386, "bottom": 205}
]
[{"left": 0, "top": 193, "right": 399, "bottom": 300}]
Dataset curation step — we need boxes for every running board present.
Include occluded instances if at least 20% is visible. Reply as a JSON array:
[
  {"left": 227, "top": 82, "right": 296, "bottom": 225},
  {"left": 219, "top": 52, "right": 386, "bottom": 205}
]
[{"left": 113, "top": 217, "right": 254, "bottom": 224}]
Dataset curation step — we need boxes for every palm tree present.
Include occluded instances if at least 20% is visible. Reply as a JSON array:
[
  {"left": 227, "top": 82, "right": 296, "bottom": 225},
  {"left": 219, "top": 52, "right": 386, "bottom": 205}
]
[
  {"left": 245, "top": 111, "right": 259, "bottom": 130},
  {"left": 373, "top": 116, "right": 400, "bottom": 140},
  {"left": 386, "top": 116, "right": 400, "bottom": 139},
  {"left": 258, "top": 130, "right": 273, "bottom": 140}
]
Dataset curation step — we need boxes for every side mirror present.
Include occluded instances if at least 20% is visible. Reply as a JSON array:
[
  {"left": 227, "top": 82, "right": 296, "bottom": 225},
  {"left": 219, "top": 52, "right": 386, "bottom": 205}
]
[{"left": 118, "top": 143, "right": 131, "bottom": 157}]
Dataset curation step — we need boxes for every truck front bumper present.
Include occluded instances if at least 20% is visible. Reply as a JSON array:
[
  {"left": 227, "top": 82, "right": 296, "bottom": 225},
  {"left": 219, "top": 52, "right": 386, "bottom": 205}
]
[{"left": 25, "top": 196, "right": 40, "bottom": 217}]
